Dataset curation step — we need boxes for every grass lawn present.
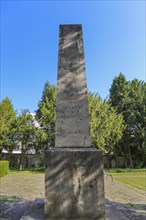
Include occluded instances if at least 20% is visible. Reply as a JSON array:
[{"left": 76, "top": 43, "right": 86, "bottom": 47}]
[
  {"left": 9, "top": 167, "right": 45, "bottom": 174},
  {"left": 113, "top": 177, "right": 145, "bottom": 191},
  {"left": 105, "top": 168, "right": 146, "bottom": 191},
  {"left": 1, "top": 168, "right": 146, "bottom": 220},
  {"left": 9, "top": 168, "right": 145, "bottom": 191}
]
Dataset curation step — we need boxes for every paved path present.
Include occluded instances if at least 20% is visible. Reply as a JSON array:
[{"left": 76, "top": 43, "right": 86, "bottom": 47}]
[{"left": 1, "top": 197, "right": 146, "bottom": 220}]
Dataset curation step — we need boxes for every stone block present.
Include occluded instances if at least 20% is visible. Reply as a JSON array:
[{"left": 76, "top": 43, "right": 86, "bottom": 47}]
[{"left": 45, "top": 147, "right": 105, "bottom": 219}]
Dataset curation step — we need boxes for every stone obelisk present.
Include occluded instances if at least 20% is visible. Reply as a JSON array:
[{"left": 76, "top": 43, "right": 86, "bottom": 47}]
[
  {"left": 55, "top": 24, "right": 91, "bottom": 148},
  {"left": 45, "top": 24, "right": 105, "bottom": 220}
]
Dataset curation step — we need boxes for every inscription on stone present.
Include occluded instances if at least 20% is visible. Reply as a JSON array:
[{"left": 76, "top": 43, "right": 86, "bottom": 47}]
[{"left": 55, "top": 24, "right": 91, "bottom": 147}]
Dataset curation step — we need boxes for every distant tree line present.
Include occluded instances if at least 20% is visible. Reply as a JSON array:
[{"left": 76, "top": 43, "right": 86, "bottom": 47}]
[
  {"left": 109, "top": 73, "right": 146, "bottom": 167},
  {"left": 0, "top": 100, "right": 47, "bottom": 169},
  {"left": 0, "top": 73, "right": 145, "bottom": 168}
]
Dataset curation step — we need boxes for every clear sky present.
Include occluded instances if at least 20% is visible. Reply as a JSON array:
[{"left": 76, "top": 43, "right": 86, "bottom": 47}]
[{"left": 1, "top": 0, "right": 145, "bottom": 114}]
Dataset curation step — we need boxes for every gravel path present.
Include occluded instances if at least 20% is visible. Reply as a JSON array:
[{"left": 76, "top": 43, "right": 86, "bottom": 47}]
[{"left": 0, "top": 172, "right": 146, "bottom": 219}]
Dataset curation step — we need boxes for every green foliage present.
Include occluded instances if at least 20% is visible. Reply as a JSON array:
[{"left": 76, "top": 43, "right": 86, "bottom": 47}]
[
  {"left": 0, "top": 160, "right": 9, "bottom": 177},
  {"left": 36, "top": 81, "right": 56, "bottom": 148},
  {"left": 16, "top": 110, "right": 47, "bottom": 169},
  {"left": 109, "top": 73, "right": 129, "bottom": 113},
  {"left": 109, "top": 73, "right": 146, "bottom": 167},
  {"left": 1, "top": 73, "right": 145, "bottom": 169},
  {"left": 88, "top": 93, "right": 125, "bottom": 155},
  {"left": 0, "top": 97, "right": 16, "bottom": 156},
  {"left": 36, "top": 82, "right": 125, "bottom": 157}
]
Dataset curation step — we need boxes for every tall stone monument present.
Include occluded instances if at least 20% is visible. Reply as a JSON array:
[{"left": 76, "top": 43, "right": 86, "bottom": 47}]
[{"left": 45, "top": 24, "right": 105, "bottom": 220}]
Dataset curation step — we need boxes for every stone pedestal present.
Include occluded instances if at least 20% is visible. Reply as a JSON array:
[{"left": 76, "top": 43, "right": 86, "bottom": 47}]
[{"left": 45, "top": 147, "right": 105, "bottom": 220}]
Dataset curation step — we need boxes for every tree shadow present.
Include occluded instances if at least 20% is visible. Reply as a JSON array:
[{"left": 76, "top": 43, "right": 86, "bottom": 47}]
[
  {"left": 0, "top": 196, "right": 146, "bottom": 219},
  {"left": 105, "top": 199, "right": 146, "bottom": 220},
  {"left": 45, "top": 147, "right": 105, "bottom": 219},
  {"left": 0, "top": 196, "right": 44, "bottom": 220}
]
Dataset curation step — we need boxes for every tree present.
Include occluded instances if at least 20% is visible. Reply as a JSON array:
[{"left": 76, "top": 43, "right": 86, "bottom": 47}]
[
  {"left": 32, "top": 127, "right": 47, "bottom": 154},
  {"left": 36, "top": 81, "right": 56, "bottom": 148},
  {"left": 127, "top": 79, "right": 146, "bottom": 166},
  {"left": 88, "top": 92, "right": 125, "bottom": 166},
  {"left": 36, "top": 81, "right": 125, "bottom": 164},
  {"left": 109, "top": 73, "right": 129, "bottom": 113},
  {"left": 110, "top": 73, "right": 146, "bottom": 167},
  {"left": 0, "top": 97, "right": 16, "bottom": 158},
  {"left": 16, "top": 110, "right": 46, "bottom": 169}
]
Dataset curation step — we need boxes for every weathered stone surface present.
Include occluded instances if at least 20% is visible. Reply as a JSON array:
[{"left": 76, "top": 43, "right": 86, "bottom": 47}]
[
  {"left": 55, "top": 24, "right": 91, "bottom": 147},
  {"left": 45, "top": 147, "right": 105, "bottom": 219},
  {"left": 45, "top": 24, "right": 105, "bottom": 220}
]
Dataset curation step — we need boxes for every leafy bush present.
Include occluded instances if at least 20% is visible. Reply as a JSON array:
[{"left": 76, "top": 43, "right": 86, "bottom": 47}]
[{"left": 0, "top": 160, "right": 9, "bottom": 177}]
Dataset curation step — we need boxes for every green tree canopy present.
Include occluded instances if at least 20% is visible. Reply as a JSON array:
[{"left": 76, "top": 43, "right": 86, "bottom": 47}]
[
  {"left": 88, "top": 93, "right": 125, "bottom": 158},
  {"left": 16, "top": 110, "right": 47, "bottom": 169},
  {"left": 36, "top": 81, "right": 56, "bottom": 148},
  {"left": 36, "top": 81, "right": 125, "bottom": 160},
  {"left": 109, "top": 73, "right": 146, "bottom": 167},
  {"left": 109, "top": 73, "right": 129, "bottom": 113},
  {"left": 0, "top": 97, "right": 16, "bottom": 157}
]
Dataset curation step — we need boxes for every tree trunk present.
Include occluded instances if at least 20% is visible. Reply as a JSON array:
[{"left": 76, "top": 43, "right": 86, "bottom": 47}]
[
  {"left": 8, "top": 152, "right": 11, "bottom": 167},
  {"left": 128, "top": 145, "right": 133, "bottom": 168},
  {"left": 19, "top": 149, "right": 25, "bottom": 170},
  {"left": 107, "top": 154, "right": 112, "bottom": 168},
  {"left": 114, "top": 150, "right": 118, "bottom": 168},
  {"left": 142, "top": 141, "right": 146, "bottom": 167}
]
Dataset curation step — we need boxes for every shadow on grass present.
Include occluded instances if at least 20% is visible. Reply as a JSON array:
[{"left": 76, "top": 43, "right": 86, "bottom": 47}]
[{"left": 0, "top": 195, "right": 145, "bottom": 220}]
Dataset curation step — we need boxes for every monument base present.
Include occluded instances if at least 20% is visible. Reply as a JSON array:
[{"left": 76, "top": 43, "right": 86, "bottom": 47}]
[{"left": 45, "top": 147, "right": 105, "bottom": 220}]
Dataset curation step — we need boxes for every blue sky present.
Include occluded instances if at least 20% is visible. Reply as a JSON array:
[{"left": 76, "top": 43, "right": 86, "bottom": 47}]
[{"left": 1, "top": 0, "right": 145, "bottom": 114}]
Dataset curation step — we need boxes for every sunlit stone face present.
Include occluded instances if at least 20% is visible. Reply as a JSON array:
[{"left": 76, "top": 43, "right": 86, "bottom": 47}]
[{"left": 55, "top": 25, "right": 91, "bottom": 147}]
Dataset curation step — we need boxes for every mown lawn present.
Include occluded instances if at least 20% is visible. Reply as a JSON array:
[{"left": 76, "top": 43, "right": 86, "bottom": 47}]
[
  {"left": 113, "top": 177, "right": 145, "bottom": 191},
  {"left": 105, "top": 168, "right": 146, "bottom": 191},
  {"left": 9, "top": 168, "right": 146, "bottom": 191},
  {"left": 9, "top": 167, "right": 45, "bottom": 174}
]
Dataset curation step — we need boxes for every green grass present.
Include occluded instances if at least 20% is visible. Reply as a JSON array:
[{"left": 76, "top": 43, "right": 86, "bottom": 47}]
[
  {"left": 9, "top": 167, "right": 45, "bottom": 174},
  {"left": 0, "top": 196, "right": 17, "bottom": 201},
  {"left": 8, "top": 168, "right": 146, "bottom": 190},
  {"left": 114, "top": 177, "right": 146, "bottom": 191},
  {"left": 111, "top": 171, "right": 145, "bottom": 176},
  {"left": 105, "top": 168, "right": 145, "bottom": 174},
  {"left": 105, "top": 168, "right": 146, "bottom": 191}
]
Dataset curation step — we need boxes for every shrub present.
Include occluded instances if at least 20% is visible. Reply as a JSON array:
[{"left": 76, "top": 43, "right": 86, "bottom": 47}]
[{"left": 0, "top": 160, "right": 9, "bottom": 177}]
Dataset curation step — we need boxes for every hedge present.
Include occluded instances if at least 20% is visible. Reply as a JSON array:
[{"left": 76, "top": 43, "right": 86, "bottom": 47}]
[{"left": 0, "top": 160, "right": 9, "bottom": 177}]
